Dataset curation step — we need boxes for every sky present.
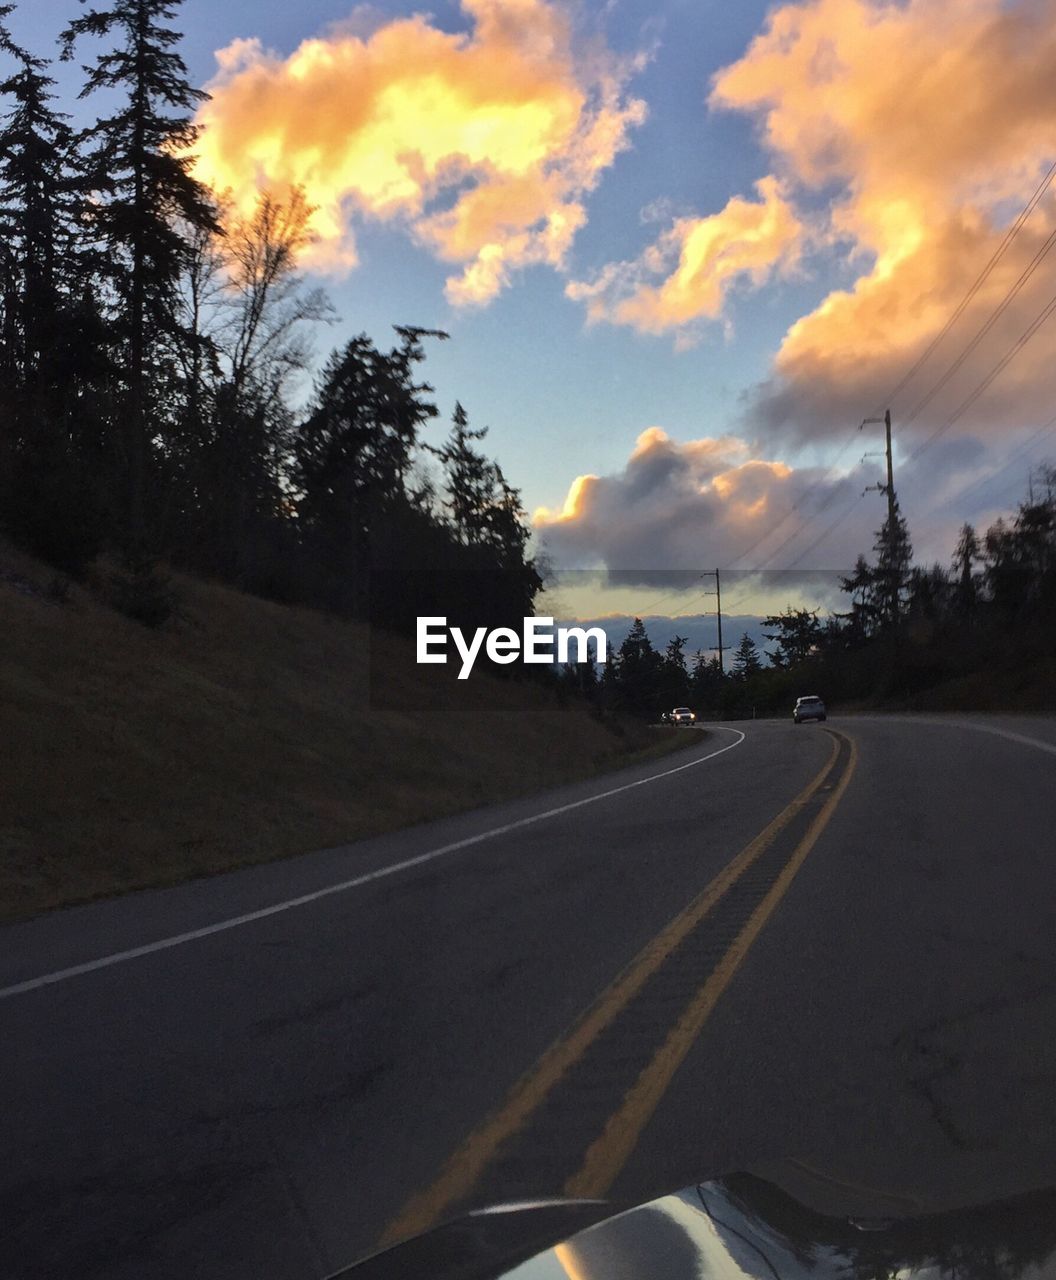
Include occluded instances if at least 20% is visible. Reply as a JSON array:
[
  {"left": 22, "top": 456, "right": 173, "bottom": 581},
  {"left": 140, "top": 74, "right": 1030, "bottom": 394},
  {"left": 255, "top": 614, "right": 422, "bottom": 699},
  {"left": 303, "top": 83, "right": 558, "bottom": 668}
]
[{"left": 13, "top": 0, "right": 1056, "bottom": 641}]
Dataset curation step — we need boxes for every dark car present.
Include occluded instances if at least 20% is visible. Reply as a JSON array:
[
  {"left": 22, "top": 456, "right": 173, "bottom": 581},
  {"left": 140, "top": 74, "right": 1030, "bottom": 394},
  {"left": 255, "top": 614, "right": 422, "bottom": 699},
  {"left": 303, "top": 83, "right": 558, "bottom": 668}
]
[{"left": 335, "top": 1165, "right": 1056, "bottom": 1279}]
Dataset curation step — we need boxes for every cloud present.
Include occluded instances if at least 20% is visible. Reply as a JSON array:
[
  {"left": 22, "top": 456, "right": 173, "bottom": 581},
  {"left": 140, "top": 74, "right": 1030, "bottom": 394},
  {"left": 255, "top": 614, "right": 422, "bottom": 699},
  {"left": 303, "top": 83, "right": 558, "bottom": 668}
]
[
  {"left": 534, "top": 425, "right": 864, "bottom": 579},
  {"left": 723, "top": 0, "right": 1056, "bottom": 443},
  {"left": 569, "top": 0, "right": 1056, "bottom": 445},
  {"left": 566, "top": 176, "right": 802, "bottom": 342},
  {"left": 533, "top": 424, "right": 1012, "bottom": 593},
  {"left": 189, "top": 0, "right": 646, "bottom": 302},
  {"left": 547, "top": 611, "right": 773, "bottom": 660}
]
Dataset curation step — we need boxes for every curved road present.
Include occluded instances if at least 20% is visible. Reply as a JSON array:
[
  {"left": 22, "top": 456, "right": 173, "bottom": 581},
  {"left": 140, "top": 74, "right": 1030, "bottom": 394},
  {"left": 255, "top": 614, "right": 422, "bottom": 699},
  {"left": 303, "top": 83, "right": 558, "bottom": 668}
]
[{"left": 1, "top": 715, "right": 1054, "bottom": 1278}]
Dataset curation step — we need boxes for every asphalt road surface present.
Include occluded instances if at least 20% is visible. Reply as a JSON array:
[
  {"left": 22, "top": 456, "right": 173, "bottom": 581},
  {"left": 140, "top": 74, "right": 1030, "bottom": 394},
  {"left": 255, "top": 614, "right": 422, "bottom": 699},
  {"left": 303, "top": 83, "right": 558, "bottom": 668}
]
[{"left": 2, "top": 715, "right": 1055, "bottom": 1278}]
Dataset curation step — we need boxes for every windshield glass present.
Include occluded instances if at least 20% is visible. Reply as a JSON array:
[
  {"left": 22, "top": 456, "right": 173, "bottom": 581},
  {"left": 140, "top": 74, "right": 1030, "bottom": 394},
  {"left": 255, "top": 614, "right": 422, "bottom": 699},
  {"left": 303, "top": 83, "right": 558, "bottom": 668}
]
[{"left": 2, "top": 2, "right": 1054, "bottom": 1278}]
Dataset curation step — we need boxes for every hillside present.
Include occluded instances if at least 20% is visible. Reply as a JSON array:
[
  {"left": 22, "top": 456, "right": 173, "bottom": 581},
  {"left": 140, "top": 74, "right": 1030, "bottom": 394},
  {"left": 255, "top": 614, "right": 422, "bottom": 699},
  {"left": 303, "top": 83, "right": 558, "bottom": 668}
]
[{"left": 0, "top": 543, "right": 687, "bottom": 922}]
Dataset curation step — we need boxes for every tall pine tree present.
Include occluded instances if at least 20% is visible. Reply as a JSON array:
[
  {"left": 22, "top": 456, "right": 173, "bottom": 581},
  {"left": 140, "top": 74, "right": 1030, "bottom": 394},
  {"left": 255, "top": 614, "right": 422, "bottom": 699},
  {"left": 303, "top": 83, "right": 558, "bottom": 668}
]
[{"left": 61, "top": 0, "right": 219, "bottom": 551}]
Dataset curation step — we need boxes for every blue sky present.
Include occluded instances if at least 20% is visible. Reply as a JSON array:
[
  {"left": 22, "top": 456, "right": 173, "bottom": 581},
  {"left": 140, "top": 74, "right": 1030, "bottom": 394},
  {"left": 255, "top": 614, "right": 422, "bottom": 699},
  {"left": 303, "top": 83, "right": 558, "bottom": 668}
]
[
  {"left": 12, "top": 0, "right": 1056, "bottom": 627},
  {"left": 13, "top": 0, "right": 821, "bottom": 499}
]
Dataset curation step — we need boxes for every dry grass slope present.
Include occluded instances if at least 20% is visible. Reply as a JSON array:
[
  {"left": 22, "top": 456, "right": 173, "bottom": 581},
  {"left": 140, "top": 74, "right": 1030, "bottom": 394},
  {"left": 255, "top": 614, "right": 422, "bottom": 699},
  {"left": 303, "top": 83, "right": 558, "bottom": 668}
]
[{"left": 0, "top": 542, "right": 688, "bottom": 921}]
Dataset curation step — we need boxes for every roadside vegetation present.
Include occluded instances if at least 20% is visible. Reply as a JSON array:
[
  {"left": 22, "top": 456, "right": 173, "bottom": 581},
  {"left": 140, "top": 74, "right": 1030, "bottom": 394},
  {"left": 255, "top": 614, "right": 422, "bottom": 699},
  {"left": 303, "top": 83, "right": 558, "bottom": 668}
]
[
  {"left": 0, "top": 3, "right": 698, "bottom": 922},
  {"left": 579, "top": 469, "right": 1056, "bottom": 720},
  {"left": 0, "top": 3, "right": 540, "bottom": 642},
  {"left": 0, "top": 539, "right": 694, "bottom": 922}
]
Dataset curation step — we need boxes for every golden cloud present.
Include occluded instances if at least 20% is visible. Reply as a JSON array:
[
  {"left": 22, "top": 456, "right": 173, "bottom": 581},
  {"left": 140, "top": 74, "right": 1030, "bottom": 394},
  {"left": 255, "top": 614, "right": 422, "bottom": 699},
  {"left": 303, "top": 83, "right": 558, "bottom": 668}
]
[
  {"left": 566, "top": 176, "right": 803, "bottom": 339},
  {"left": 570, "top": 0, "right": 1056, "bottom": 442},
  {"left": 189, "top": 0, "right": 646, "bottom": 302},
  {"left": 710, "top": 0, "right": 1056, "bottom": 434}
]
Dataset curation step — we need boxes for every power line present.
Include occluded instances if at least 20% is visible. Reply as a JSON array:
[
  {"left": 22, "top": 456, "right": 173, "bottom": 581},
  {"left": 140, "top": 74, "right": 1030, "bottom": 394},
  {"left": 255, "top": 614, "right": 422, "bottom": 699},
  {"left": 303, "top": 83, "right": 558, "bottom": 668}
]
[
  {"left": 728, "top": 421, "right": 862, "bottom": 568},
  {"left": 630, "top": 573, "right": 706, "bottom": 619},
  {"left": 732, "top": 159, "right": 1056, "bottom": 580},
  {"left": 903, "top": 223, "right": 1056, "bottom": 425},
  {"left": 781, "top": 492, "right": 866, "bottom": 571},
  {"left": 752, "top": 472, "right": 859, "bottom": 571},
  {"left": 933, "top": 413, "right": 1056, "bottom": 515},
  {"left": 908, "top": 281, "right": 1056, "bottom": 464},
  {"left": 881, "top": 157, "right": 1056, "bottom": 412}
]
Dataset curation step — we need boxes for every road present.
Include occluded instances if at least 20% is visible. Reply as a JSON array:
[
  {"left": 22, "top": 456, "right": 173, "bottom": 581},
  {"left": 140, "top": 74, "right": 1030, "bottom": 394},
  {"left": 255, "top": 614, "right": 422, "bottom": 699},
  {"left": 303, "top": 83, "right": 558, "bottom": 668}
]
[{"left": 1, "top": 715, "right": 1055, "bottom": 1278}]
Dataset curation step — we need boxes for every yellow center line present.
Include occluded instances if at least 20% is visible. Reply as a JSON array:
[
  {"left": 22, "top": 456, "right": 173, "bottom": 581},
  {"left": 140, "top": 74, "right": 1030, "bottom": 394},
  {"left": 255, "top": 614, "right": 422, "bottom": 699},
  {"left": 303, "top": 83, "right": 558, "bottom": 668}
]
[
  {"left": 379, "top": 731, "right": 843, "bottom": 1247},
  {"left": 565, "top": 730, "right": 859, "bottom": 1198}
]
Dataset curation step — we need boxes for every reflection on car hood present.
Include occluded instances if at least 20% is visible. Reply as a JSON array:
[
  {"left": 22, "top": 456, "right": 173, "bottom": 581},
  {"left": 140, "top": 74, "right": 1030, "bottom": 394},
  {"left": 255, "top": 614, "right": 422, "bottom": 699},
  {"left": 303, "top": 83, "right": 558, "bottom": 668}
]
[{"left": 334, "top": 1164, "right": 1056, "bottom": 1280}]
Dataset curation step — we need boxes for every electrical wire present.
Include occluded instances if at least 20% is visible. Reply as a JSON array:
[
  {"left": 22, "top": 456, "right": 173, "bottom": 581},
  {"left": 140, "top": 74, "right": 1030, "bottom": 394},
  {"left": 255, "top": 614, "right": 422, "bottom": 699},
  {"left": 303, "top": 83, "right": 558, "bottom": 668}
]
[
  {"left": 728, "top": 420, "right": 863, "bottom": 569},
  {"left": 908, "top": 281, "right": 1056, "bottom": 464},
  {"left": 631, "top": 573, "right": 706, "bottom": 619},
  {"left": 881, "top": 157, "right": 1056, "bottom": 412},
  {"left": 781, "top": 492, "right": 866, "bottom": 571},
  {"left": 932, "top": 413, "right": 1056, "bottom": 515},
  {"left": 727, "top": 158, "right": 1056, "bottom": 578},
  {"left": 903, "top": 223, "right": 1056, "bottom": 425}
]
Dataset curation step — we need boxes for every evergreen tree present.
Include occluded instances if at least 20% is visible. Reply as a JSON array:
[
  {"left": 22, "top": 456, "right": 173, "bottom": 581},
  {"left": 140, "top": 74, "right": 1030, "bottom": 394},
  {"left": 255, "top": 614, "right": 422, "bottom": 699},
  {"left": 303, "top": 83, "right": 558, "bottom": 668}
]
[
  {"left": 837, "top": 553, "right": 878, "bottom": 643},
  {"left": 61, "top": 0, "right": 220, "bottom": 550},
  {"left": 606, "top": 617, "right": 661, "bottom": 718},
  {"left": 296, "top": 329, "right": 445, "bottom": 538},
  {"left": 952, "top": 522, "right": 980, "bottom": 619},
  {"left": 906, "top": 563, "right": 950, "bottom": 628},
  {"left": 690, "top": 649, "right": 724, "bottom": 711},
  {"left": 762, "top": 607, "right": 822, "bottom": 668},
  {"left": 439, "top": 401, "right": 493, "bottom": 545},
  {"left": 732, "top": 631, "right": 763, "bottom": 680},
  {"left": 0, "top": 9, "right": 108, "bottom": 569},
  {"left": 657, "top": 632, "right": 690, "bottom": 708},
  {"left": 872, "top": 501, "right": 913, "bottom": 630},
  {"left": 0, "top": 10, "right": 85, "bottom": 380},
  {"left": 436, "top": 401, "right": 532, "bottom": 567}
]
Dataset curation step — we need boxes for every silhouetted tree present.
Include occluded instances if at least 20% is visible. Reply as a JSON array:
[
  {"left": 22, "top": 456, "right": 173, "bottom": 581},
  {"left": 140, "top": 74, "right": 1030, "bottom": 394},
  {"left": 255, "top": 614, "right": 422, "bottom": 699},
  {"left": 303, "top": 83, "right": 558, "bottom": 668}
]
[
  {"left": 732, "top": 631, "right": 762, "bottom": 680},
  {"left": 952, "top": 522, "right": 980, "bottom": 620},
  {"left": 438, "top": 401, "right": 492, "bottom": 543},
  {"left": 61, "top": 0, "right": 220, "bottom": 552},
  {"left": 175, "top": 189, "right": 333, "bottom": 580},
  {"left": 763, "top": 607, "right": 822, "bottom": 668},
  {"left": 873, "top": 501, "right": 913, "bottom": 629},
  {"left": 690, "top": 649, "right": 725, "bottom": 711},
  {"left": 656, "top": 633, "right": 690, "bottom": 708},
  {"left": 0, "top": 8, "right": 108, "bottom": 569},
  {"left": 605, "top": 617, "right": 662, "bottom": 718}
]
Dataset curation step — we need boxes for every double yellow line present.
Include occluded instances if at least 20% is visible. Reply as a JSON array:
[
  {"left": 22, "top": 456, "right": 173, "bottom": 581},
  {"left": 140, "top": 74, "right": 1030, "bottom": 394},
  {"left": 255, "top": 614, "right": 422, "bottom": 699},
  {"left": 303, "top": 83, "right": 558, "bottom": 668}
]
[{"left": 382, "top": 729, "right": 857, "bottom": 1245}]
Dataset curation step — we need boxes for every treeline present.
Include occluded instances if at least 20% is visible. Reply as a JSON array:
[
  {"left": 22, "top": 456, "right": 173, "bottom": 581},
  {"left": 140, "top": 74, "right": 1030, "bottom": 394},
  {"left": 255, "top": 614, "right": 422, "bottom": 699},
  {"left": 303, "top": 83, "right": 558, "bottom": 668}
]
[
  {"left": 569, "top": 478, "right": 1056, "bottom": 718},
  {"left": 0, "top": 0, "right": 540, "bottom": 631}
]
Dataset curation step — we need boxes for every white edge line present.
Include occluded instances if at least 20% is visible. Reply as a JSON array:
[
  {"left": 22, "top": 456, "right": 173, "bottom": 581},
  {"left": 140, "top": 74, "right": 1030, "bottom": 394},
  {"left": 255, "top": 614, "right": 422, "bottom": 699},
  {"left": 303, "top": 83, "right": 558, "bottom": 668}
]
[
  {"left": 855, "top": 714, "right": 1056, "bottom": 758},
  {"left": 0, "top": 729, "right": 747, "bottom": 1001}
]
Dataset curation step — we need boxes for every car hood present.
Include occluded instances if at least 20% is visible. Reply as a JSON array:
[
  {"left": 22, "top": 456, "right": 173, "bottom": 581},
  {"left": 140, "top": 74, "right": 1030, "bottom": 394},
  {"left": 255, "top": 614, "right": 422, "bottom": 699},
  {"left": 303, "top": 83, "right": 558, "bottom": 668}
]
[{"left": 332, "top": 1161, "right": 1056, "bottom": 1280}]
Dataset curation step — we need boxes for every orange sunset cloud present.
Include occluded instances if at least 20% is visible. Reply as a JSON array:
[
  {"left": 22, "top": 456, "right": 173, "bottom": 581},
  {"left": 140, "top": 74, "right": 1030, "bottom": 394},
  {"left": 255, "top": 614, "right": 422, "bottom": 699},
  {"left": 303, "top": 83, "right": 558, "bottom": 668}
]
[
  {"left": 188, "top": 0, "right": 646, "bottom": 302},
  {"left": 566, "top": 175, "right": 803, "bottom": 341},
  {"left": 570, "top": 0, "right": 1056, "bottom": 443}
]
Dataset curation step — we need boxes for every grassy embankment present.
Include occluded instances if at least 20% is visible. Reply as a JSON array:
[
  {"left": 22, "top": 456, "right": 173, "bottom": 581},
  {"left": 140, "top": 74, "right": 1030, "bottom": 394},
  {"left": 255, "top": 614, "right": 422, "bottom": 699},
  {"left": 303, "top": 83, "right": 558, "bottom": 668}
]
[{"left": 0, "top": 541, "right": 693, "bottom": 922}]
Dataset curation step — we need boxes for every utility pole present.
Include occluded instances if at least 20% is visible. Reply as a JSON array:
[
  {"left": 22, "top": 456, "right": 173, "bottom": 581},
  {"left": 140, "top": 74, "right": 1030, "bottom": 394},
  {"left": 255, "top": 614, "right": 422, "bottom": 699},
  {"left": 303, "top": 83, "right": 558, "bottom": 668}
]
[
  {"left": 861, "top": 408, "right": 902, "bottom": 633},
  {"left": 715, "top": 568, "right": 724, "bottom": 676},
  {"left": 883, "top": 408, "right": 897, "bottom": 532},
  {"left": 703, "top": 568, "right": 724, "bottom": 674},
  {"left": 861, "top": 408, "right": 898, "bottom": 521}
]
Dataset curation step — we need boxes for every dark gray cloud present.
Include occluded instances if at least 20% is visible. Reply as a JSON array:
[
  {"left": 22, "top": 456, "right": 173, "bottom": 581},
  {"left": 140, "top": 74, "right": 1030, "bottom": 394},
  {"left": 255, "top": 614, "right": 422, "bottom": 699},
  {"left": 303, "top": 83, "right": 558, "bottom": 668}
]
[{"left": 536, "top": 425, "right": 1043, "bottom": 596}]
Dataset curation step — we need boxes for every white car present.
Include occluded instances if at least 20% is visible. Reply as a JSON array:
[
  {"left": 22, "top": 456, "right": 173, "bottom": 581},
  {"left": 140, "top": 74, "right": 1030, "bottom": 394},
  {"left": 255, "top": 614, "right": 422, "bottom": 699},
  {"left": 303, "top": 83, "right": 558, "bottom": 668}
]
[
  {"left": 793, "top": 695, "right": 827, "bottom": 724},
  {"left": 670, "top": 706, "right": 696, "bottom": 726}
]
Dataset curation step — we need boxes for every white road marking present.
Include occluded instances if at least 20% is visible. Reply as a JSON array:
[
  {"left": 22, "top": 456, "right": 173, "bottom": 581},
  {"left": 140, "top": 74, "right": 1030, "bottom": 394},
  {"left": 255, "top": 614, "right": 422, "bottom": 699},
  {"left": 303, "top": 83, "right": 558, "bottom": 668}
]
[
  {"left": 0, "top": 729, "right": 747, "bottom": 1001},
  {"left": 860, "top": 715, "right": 1056, "bottom": 757}
]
